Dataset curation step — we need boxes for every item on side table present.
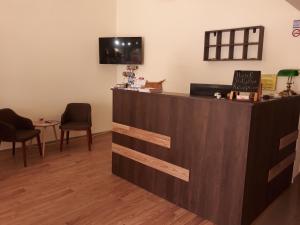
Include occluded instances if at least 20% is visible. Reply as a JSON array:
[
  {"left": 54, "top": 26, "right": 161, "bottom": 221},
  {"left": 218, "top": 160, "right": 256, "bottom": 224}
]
[
  {"left": 277, "top": 69, "right": 299, "bottom": 96},
  {"left": 261, "top": 74, "right": 277, "bottom": 91},
  {"left": 144, "top": 79, "right": 165, "bottom": 90},
  {"left": 139, "top": 88, "right": 162, "bottom": 93},
  {"left": 262, "top": 95, "right": 271, "bottom": 100},
  {"left": 138, "top": 79, "right": 165, "bottom": 93},
  {"left": 230, "top": 70, "right": 262, "bottom": 102},
  {"left": 122, "top": 71, "right": 135, "bottom": 87},
  {"left": 236, "top": 93, "right": 251, "bottom": 100},
  {"left": 190, "top": 83, "right": 232, "bottom": 98},
  {"left": 114, "top": 83, "right": 127, "bottom": 89},
  {"left": 214, "top": 92, "right": 222, "bottom": 99},
  {"left": 133, "top": 77, "right": 146, "bottom": 89},
  {"left": 122, "top": 65, "right": 139, "bottom": 88}
]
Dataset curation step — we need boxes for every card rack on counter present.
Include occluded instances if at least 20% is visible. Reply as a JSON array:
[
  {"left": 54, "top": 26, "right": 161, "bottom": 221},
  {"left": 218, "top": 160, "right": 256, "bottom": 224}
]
[
  {"left": 230, "top": 70, "right": 262, "bottom": 102},
  {"left": 204, "top": 26, "right": 264, "bottom": 61}
]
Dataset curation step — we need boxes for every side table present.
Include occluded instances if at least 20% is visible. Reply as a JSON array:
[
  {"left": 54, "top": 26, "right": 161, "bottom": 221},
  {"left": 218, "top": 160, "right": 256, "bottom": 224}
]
[{"left": 33, "top": 120, "right": 60, "bottom": 157}]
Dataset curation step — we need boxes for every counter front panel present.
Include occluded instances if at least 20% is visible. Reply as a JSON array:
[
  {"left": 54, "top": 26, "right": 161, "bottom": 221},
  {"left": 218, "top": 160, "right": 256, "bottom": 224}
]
[{"left": 111, "top": 89, "right": 300, "bottom": 225}]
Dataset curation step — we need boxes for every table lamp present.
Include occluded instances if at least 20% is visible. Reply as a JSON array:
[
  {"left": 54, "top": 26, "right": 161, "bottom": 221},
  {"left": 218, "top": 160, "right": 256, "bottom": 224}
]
[{"left": 277, "top": 69, "right": 299, "bottom": 96}]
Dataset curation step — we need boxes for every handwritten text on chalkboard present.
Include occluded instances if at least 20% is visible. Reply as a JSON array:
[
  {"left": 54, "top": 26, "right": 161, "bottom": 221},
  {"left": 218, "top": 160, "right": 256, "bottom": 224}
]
[{"left": 232, "top": 70, "right": 261, "bottom": 92}]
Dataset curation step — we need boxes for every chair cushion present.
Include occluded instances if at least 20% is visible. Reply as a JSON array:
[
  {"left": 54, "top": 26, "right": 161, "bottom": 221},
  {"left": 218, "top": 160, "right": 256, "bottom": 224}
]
[
  {"left": 15, "top": 129, "right": 40, "bottom": 142},
  {"left": 60, "top": 122, "right": 91, "bottom": 131}
]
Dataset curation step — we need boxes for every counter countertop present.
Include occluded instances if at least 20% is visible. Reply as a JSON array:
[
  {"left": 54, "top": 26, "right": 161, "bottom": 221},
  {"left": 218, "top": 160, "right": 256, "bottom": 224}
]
[{"left": 112, "top": 88, "right": 300, "bottom": 106}]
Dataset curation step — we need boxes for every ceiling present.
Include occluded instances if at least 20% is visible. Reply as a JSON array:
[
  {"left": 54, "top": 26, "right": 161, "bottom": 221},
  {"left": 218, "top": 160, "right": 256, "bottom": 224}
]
[{"left": 287, "top": 0, "right": 300, "bottom": 10}]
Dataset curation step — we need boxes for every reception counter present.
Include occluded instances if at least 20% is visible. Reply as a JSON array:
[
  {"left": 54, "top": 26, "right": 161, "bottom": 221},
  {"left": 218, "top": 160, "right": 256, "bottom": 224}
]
[{"left": 111, "top": 89, "right": 300, "bottom": 225}]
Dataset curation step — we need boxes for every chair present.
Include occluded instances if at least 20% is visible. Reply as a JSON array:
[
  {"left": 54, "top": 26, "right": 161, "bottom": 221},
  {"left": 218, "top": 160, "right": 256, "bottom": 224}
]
[
  {"left": 60, "top": 103, "right": 92, "bottom": 151},
  {"left": 0, "top": 108, "right": 42, "bottom": 167}
]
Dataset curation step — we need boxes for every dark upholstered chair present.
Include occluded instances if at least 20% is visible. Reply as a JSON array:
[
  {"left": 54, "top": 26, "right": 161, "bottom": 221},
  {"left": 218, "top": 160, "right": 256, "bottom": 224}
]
[
  {"left": 0, "top": 108, "right": 42, "bottom": 167},
  {"left": 60, "top": 103, "right": 92, "bottom": 151}
]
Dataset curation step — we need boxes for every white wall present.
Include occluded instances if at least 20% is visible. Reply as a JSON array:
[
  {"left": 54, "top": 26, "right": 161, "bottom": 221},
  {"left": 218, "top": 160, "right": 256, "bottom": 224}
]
[
  {"left": 0, "top": 0, "right": 117, "bottom": 150},
  {"left": 116, "top": 0, "right": 300, "bottom": 92},
  {"left": 116, "top": 0, "right": 300, "bottom": 176}
]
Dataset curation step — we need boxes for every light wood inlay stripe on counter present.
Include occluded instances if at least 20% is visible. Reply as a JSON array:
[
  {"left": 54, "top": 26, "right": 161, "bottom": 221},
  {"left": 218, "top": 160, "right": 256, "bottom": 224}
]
[
  {"left": 112, "top": 143, "right": 189, "bottom": 182},
  {"left": 112, "top": 122, "right": 171, "bottom": 149},
  {"left": 268, "top": 153, "right": 296, "bottom": 182},
  {"left": 279, "top": 130, "right": 299, "bottom": 150}
]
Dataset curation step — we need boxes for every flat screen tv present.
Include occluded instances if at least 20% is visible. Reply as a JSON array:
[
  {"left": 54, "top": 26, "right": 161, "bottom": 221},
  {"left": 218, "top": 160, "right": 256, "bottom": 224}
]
[{"left": 99, "top": 37, "right": 143, "bottom": 64}]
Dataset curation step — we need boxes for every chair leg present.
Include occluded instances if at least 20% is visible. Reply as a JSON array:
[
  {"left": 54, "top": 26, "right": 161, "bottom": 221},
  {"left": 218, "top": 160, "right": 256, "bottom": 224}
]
[
  {"left": 12, "top": 142, "right": 16, "bottom": 156},
  {"left": 66, "top": 131, "right": 70, "bottom": 144},
  {"left": 60, "top": 130, "right": 64, "bottom": 152},
  {"left": 87, "top": 129, "right": 91, "bottom": 151},
  {"left": 36, "top": 134, "right": 43, "bottom": 157},
  {"left": 22, "top": 142, "right": 27, "bottom": 167},
  {"left": 90, "top": 129, "right": 93, "bottom": 145}
]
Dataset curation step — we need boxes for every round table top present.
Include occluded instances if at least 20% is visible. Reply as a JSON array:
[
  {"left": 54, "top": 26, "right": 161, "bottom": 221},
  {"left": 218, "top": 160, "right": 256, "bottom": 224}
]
[{"left": 33, "top": 120, "right": 60, "bottom": 127}]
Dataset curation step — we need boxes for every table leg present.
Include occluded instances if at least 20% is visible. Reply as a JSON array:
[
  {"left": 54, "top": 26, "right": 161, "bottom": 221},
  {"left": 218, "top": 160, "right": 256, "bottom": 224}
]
[
  {"left": 52, "top": 125, "right": 58, "bottom": 141},
  {"left": 42, "top": 127, "right": 47, "bottom": 158}
]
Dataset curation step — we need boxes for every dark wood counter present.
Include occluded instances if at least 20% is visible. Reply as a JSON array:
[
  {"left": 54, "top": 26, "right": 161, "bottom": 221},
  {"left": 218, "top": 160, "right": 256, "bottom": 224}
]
[{"left": 111, "top": 89, "right": 300, "bottom": 225}]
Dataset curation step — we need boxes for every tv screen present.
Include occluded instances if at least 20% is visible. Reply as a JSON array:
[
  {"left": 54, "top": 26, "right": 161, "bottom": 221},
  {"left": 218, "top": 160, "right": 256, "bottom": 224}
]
[{"left": 99, "top": 37, "right": 143, "bottom": 65}]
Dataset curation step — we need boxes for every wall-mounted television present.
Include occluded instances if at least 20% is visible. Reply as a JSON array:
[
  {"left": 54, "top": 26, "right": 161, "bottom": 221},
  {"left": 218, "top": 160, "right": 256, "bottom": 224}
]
[{"left": 99, "top": 37, "right": 143, "bottom": 65}]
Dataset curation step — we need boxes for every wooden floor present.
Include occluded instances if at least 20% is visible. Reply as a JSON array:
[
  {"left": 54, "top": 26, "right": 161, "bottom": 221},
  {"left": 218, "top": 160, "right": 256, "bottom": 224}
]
[
  {"left": 253, "top": 175, "right": 300, "bottom": 225},
  {"left": 0, "top": 132, "right": 299, "bottom": 225},
  {"left": 0, "top": 133, "right": 212, "bottom": 225}
]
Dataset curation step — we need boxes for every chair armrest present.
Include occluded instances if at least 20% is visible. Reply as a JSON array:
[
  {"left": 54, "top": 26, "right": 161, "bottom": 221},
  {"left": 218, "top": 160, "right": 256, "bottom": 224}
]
[
  {"left": 87, "top": 111, "right": 92, "bottom": 127},
  {"left": 61, "top": 112, "right": 68, "bottom": 125},
  {"left": 15, "top": 115, "right": 34, "bottom": 130},
  {"left": 0, "top": 121, "right": 16, "bottom": 140}
]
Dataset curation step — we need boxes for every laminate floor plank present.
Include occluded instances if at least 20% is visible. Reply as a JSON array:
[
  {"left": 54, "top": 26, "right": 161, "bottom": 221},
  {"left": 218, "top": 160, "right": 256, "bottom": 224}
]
[
  {"left": 0, "top": 133, "right": 207, "bottom": 225},
  {"left": 0, "top": 133, "right": 299, "bottom": 225}
]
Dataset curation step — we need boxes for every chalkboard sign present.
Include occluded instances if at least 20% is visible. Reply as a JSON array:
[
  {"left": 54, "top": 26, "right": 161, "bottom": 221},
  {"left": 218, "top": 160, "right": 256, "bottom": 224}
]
[{"left": 232, "top": 70, "right": 261, "bottom": 92}]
